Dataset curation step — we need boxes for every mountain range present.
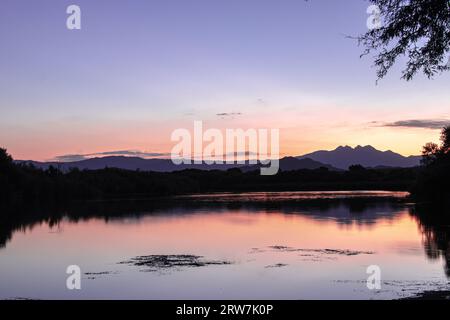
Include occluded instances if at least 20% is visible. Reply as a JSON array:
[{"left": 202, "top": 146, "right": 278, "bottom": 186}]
[
  {"left": 18, "top": 145, "right": 421, "bottom": 172},
  {"left": 297, "top": 145, "right": 421, "bottom": 169}
]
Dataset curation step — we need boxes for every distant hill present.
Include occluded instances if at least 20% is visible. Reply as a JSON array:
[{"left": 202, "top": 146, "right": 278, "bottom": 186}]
[
  {"left": 241, "top": 157, "right": 339, "bottom": 172},
  {"left": 16, "top": 145, "right": 420, "bottom": 172},
  {"left": 16, "top": 156, "right": 338, "bottom": 173},
  {"left": 297, "top": 145, "right": 421, "bottom": 170},
  {"left": 17, "top": 156, "right": 241, "bottom": 172}
]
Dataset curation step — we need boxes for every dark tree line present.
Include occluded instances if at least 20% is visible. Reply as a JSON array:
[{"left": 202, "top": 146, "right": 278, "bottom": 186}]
[
  {"left": 0, "top": 147, "right": 417, "bottom": 208},
  {"left": 412, "top": 126, "right": 450, "bottom": 203},
  {"left": 3, "top": 125, "right": 449, "bottom": 208}
]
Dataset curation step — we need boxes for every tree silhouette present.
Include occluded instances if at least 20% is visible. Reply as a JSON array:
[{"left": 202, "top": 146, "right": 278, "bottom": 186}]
[
  {"left": 421, "top": 142, "right": 440, "bottom": 165},
  {"left": 0, "top": 148, "right": 13, "bottom": 169},
  {"left": 440, "top": 126, "right": 450, "bottom": 152},
  {"left": 422, "top": 125, "right": 450, "bottom": 164},
  {"left": 358, "top": 0, "right": 450, "bottom": 80},
  {"left": 0, "top": 145, "right": 417, "bottom": 207},
  {"left": 414, "top": 126, "right": 450, "bottom": 202}
]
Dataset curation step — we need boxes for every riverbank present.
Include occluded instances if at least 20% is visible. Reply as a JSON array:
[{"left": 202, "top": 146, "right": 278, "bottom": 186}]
[{"left": 401, "top": 290, "right": 450, "bottom": 300}]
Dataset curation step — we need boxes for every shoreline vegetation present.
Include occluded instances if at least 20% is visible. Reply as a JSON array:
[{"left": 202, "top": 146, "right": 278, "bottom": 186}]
[
  {"left": 401, "top": 290, "right": 450, "bottom": 300},
  {"left": 0, "top": 157, "right": 418, "bottom": 205},
  {"left": 1, "top": 126, "right": 448, "bottom": 206},
  {"left": 0, "top": 126, "right": 448, "bottom": 206},
  {"left": 0, "top": 127, "right": 449, "bottom": 299},
  {"left": 0, "top": 147, "right": 424, "bottom": 204}
]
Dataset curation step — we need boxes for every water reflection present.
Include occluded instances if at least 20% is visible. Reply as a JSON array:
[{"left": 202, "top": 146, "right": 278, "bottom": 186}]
[
  {"left": 412, "top": 204, "right": 450, "bottom": 277},
  {"left": 1, "top": 192, "right": 449, "bottom": 299},
  {"left": 1, "top": 192, "right": 409, "bottom": 248}
]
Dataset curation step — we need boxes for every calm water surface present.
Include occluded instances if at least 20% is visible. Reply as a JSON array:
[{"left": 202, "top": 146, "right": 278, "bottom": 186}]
[{"left": 1, "top": 191, "right": 449, "bottom": 299}]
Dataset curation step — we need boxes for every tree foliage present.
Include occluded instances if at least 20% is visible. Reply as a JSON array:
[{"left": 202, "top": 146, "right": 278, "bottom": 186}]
[
  {"left": 414, "top": 126, "right": 450, "bottom": 202},
  {"left": 422, "top": 125, "right": 450, "bottom": 163},
  {"left": 359, "top": 0, "right": 450, "bottom": 80}
]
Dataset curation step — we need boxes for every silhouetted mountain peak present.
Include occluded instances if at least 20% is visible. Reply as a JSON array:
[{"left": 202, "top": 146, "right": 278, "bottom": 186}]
[
  {"left": 335, "top": 145, "right": 353, "bottom": 151},
  {"left": 17, "top": 145, "right": 421, "bottom": 173},
  {"left": 298, "top": 145, "right": 421, "bottom": 169},
  {"left": 17, "top": 155, "right": 341, "bottom": 173},
  {"left": 355, "top": 145, "right": 377, "bottom": 151}
]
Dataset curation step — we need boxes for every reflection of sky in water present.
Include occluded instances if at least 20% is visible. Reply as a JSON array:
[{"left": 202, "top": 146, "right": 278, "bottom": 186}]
[{"left": 0, "top": 192, "right": 448, "bottom": 300}]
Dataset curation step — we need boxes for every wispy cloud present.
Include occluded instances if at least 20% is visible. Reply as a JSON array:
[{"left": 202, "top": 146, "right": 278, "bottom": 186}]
[
  {"left": 94, "top": 150, "right": 170, "bottom": 157},
  {"left": 53, "top": 150, "right": 171, "bottom": 162},
  {"left": 374, "top": 119, "right": 450, "bottom": 129},
  {"left": 53, "top": 154, "right": 88, "bottom": 162},
  {"left": 216, "top": 112, "right": 242, "bottom": 119}
]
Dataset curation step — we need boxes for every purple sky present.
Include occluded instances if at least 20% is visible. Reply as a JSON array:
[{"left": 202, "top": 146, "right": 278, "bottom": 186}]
[{"left": 1, "top": 0, "right": 449, "bottom": 160}]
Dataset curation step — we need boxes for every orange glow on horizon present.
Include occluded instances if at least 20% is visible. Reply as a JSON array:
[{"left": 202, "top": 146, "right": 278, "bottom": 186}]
[{"left": 3, "top": 112, "right": 445, "bottom": 161}]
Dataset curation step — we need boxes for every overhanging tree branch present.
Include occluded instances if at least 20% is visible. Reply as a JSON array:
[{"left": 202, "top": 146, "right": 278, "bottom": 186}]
[{"left": 358, "top": 0, "right": 450, "bottom": 80}]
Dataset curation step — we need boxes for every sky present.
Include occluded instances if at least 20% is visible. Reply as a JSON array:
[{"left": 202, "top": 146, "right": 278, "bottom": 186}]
[{"left": 1, "top": 0, "right": 449, "bottom": 161}]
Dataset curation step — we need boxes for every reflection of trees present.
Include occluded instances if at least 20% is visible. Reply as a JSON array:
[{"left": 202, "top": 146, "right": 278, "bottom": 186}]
[
  {"left": 3, "top": 197, "right": 450, "bottom": 277},
  {"left": 243, "top": 198, "right": 405, "bottom": 227},
  {"left": 411, "top": 204, "right": 450, "bottom": 277},
  {"left": 1, "top": 197, "right": 406, "bottom": 248},
  {"left": 0, "top": 206, "right": 62, "bottom": 249}
]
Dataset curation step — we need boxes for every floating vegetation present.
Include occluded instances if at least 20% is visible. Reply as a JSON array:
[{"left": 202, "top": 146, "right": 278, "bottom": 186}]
[
  {"left": 119, "top": 255, "right": 233, "bottom": 272},
  {"left": 265, "top": 263, "right": 288, "bottom": 268},
  {"left": 84, "top": 271, "right": 117, "bottom": 280},
  {"left": 84, "top": 271, "right": 114, "bottom": 275},
  {"left": 268, "top": 245, "right": 374, "bottom": 256},
  {"left": 249, "top": 248, "right": 266, "bottom": 253},
  {"left": 269, "top": 245, "right": 291, "bottom": 251}
]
